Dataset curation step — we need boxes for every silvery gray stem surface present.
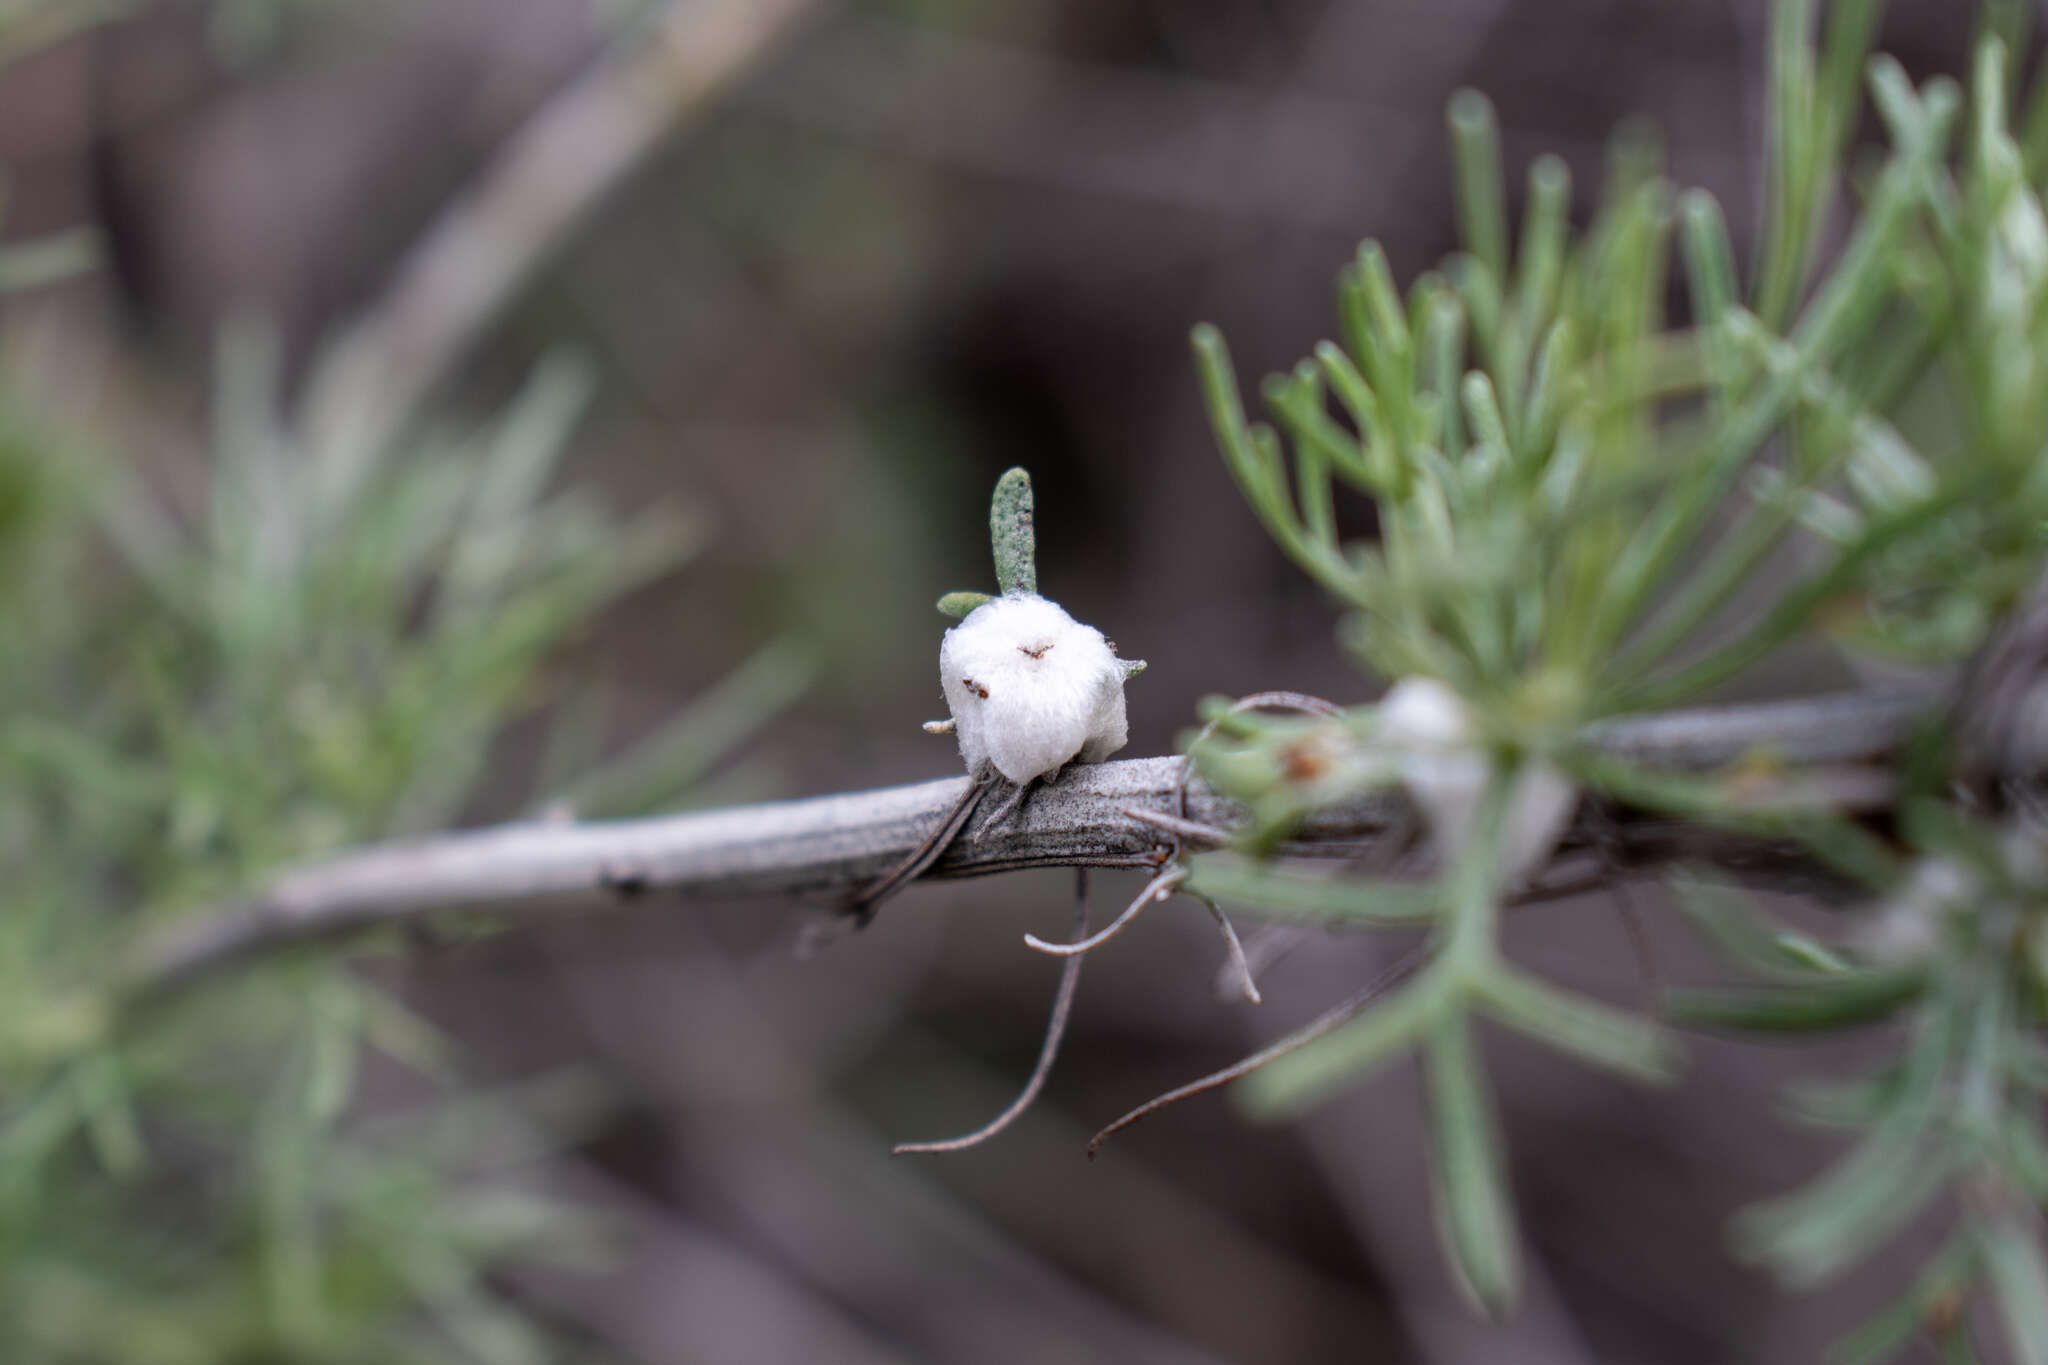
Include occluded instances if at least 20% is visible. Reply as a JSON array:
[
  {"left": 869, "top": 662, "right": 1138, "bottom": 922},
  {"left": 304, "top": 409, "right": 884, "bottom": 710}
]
[{"left": 135, "top": 688, "right": 1933, "bottom": 990}]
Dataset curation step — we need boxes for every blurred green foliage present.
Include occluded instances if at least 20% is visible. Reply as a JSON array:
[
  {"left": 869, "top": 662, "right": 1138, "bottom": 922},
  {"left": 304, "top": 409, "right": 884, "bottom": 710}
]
[
  {"left": 10, "top": 0, "right": 2048, "bottom": 1357},
  {"left": 0, "top": 0, "right": 341, "bottom": 65},
  {"left": 1190, "top": 0, "right": 2048, "bottom": 1353},
  {"left": 0, "top": 292, "right": 805, "bottom": 1358}
]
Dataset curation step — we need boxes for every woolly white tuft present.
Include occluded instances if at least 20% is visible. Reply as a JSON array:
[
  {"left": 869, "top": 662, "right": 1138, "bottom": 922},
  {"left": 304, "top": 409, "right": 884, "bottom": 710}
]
[
  {"left": 1377, "top": 676, "right": 1577, "bottom": 887},
  {"left": 940, "top": 594, "right": 1130, "bottom": 785}
]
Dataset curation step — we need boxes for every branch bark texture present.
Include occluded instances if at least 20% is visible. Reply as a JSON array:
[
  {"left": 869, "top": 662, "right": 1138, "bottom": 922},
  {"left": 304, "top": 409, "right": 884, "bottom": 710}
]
[{"left": 134, "top": 689, "right": 1933, "bottom": 990}]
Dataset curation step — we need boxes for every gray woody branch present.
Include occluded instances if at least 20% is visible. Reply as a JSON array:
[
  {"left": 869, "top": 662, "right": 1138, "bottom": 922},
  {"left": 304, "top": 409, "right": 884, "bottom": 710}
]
[{"left": 134, "top": 689, "right": 1934, "bottom": 991}]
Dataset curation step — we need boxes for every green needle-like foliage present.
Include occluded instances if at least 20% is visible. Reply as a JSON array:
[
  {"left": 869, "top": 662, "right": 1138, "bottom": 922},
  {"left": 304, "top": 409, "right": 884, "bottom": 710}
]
[
  {"left": 1668, "top": 811, "right": 2048, "bottom": 1362},
  {"left": 0, "top": 323, "right": 798, "bottom": 1362},
  {"left": 1185, "top": 0, "right": 2048, "bottom": 1349}
]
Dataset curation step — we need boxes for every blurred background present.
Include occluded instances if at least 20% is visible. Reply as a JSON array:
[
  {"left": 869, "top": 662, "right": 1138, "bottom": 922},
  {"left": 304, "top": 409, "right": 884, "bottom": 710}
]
[{"left": 0, "top": 1, "right": 2009, "bottom": 1361}]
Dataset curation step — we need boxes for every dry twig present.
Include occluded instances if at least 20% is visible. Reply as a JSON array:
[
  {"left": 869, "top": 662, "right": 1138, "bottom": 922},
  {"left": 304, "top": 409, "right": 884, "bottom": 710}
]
[{"left": 133, "top": 688, "right": 1935, "bottom": 991}]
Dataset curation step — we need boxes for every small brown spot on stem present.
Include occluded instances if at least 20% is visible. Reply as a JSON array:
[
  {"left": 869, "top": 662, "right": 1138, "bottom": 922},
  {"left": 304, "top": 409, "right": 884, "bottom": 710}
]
[{"left": 1281, "top": 737, "right": 1334, "bottom": 782}]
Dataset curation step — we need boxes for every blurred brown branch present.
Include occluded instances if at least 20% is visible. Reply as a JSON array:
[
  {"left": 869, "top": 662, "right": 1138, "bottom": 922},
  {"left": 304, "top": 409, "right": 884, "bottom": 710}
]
[
  {"left": 297, "top": 0, "right": 819, "bottom": 467},
  {"left": 134, "top": 687, "right": 1933, "bottom": 991}
]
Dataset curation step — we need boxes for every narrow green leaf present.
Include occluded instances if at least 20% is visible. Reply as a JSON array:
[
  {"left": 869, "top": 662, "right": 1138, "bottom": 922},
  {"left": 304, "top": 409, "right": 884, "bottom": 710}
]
[
  {"left": 1592, "top": 115, "right": 1945, "bottom": 663},
  {"left": 1424, "top": 294, "right": 1468, "bottom": 462},
  {"left": 1195, "top": 326, "right": 1292, "bottom": 542},
  {"left": 421, "top": 1276, "right": 556, "bottom": 1365},
  {"left": 0, "top": 1082, "right": 84, "bottom": 1181},
  {"left": 2009, "top": 1038, "right": 2048, "bottom": 1093},
  {"left": 1478, "top": 969, "right": 1681, "bottom": 1084},
  {"left": 1833, "top": 1233, "right": 1978, "bottom": 1365},
  {"left": 0, "top": 226, "right": 101, "bottom": 292},
  {"left": 1974, "top": 36, "right": 2012, "bottom": 189},
  {"left": 1193, "top": 692, "right": 1271, "bottom": 730},
  {"left": 1238, "top": 974, "right": 1448, "bottom": 1117},
  {"left": 72, "top": 1051, "right": 145, "bottom": 1179},
  {"left": 1978, "top": 0, "right": 2030, "bottom": 81},
  {"left": 305, "top": 982, "right": 362, "bottom": 1125},
  {"left": 1519, "top": 319, "right": 1574, "bottom": 468},
  {"left": 2003, "top": 1112, "right": 2048, "bottom": 1201},
  {"left": 1680, "top": 190, "right": 1740, "bottom": 405},
  {"left": 1448, "top": 252, "right": 1502, "bottom": 366},
  {"left": 1738, "top": 1120, "right": 1950, "bottom": 1286},
  {"left": 1869, "top": 56, "right": 1930, "bottom": 150},
  {"left": 1511, "top": 156, "right": 1572, "bottom": 350},
  {"left": 1448, "top": 89, "right": 1509, "bottom": 287},
  {"left": 989, "top": 466, "right": 1036, "bottom": 596},
  {"left": 2020, "top": 42, "right": 2048, "bottom": 182},
  {"left": 1612, "top": 475, "right": 1978, "bottom": 713},
  {"left": 1815, "top": 0, "right": 1889, "bottom": 160},
  {"left": 1186, "top": 853, "right": 1441, "bottom": 926},
  {"left": 1424, "top": 1013, "right": 1521, "bottom": 1317},
  {"left": 1663, "top": 969, "right": 1927, "bottom": 1033},
  {"left": 1335, "top": 266, "right": 1376, "bottom": 380},
  {"left": 1938, "top": 1322, "right": 1984, "bottom": 1365},
  {"left": 2, "top": 719, "right": 171, "bottom": 808},
  {"left": 1355, "top": 242, "right": 1419, "bottom": 467},
  {"left": 438, "top": 353, "right": 599, "bottom": 618},
  {"left": 1614, "top": 303, "right": 1939, "bottom": 685},
  {"left": 356, "top": 985, "right": 458, "bottom": 1082},
  {"left": 1985, "top": 1216, "right": 2048, "bottom": 1365},
  {"left": 1783, "top": 1062, "right": 1902, "bottom": 1130},
  {"left": 1265, "top": 366, "right": 1337, "bottom": 545},
  {"left": 556, "top": 636, "right": 818, "bottom": 817},
  {"left": 1461, "top": 372, "right": 1511, "bottom": 468},
  {"left": 1193, "top": 329, "right": 1364, "bottom": 603},
  {"left": 1285, "top": 373, "right": 1378, "bottom": 491},
  {"left": 1314, "top": 341, "right": 1395, "bottom": 489},
  {"left": 1357, "top": 241, "right": 1412, "bottom": 356},
  {"left": 937, "top": 591, "right": 993, "bottom": 618},
  {"left": 1673, "top": 876, "right": 1852, "bottom": 981},
  {"left": 1756, "top": 0, "right": 1819, "bottom": 330}
]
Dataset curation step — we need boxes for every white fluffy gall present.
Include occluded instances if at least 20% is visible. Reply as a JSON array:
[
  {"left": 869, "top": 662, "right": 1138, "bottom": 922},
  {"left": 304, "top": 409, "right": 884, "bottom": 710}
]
[{"left": 939, "top": 594, "right": 1133, "bottom": 785}]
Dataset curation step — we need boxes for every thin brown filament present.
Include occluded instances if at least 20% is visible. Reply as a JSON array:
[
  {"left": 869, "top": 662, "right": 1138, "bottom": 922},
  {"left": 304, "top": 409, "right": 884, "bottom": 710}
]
[
  {"left": 1117, "top": 691, "right": 1347, "bottom": 996},
  {"left": 901, "top": 693, "right": 1350, "bottom": 1152},
  {"left": 850, "top": 764, "right": 995, "bottom": 921},
  {"left": 1087, "top": 939, "right": 1430, "bottom": 1157},
  {"left": 1023, "top": 864, "right": 1184, "bottom": 957},
  {"left": 1086, "top": 865, "right": 1630, "bottom": 1155},
  {"left": 1589, "top": 802, "right": 1661, "bottom": 1001},
  {"left": 1610, "top": 877, "right": 1660, "bottom": 1004},
  {"left": 893, "top": 868, "right": 1092, "bottom": 1155},
  {"left": 1217, "top": 923, "right": 1305, "bottom": 1001},
  {"left": 1123, "top": 806, "right": 1232, "bottom": 848},
  {"left": 1193, "top": 893, "right": 1262, "bottom": 1004},
  {"left": 978, "top": 773, "right": 1036, "bottom": 832}
]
